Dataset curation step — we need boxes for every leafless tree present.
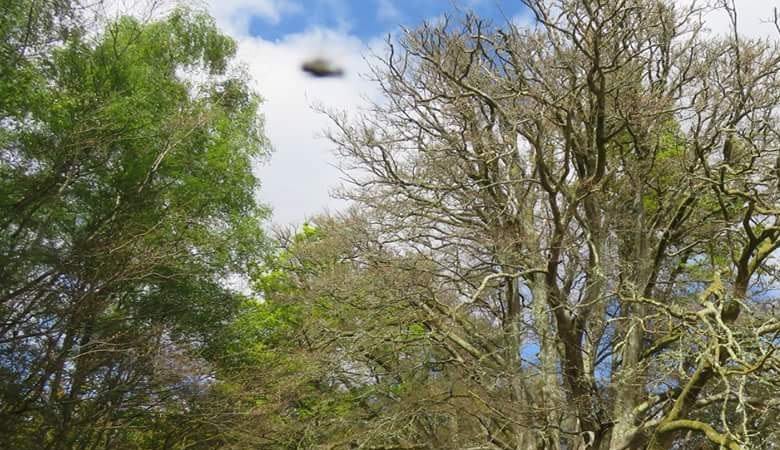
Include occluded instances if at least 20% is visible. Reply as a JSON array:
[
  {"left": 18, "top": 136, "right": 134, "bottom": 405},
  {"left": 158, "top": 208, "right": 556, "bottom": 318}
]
[{"left": 323, "top": 1, "right": 780, "bottom": 448}]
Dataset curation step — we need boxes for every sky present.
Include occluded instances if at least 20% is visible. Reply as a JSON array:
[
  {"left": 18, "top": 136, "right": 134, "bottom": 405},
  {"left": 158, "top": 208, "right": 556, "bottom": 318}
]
[
  {"left": 199, "top": 0, "right": 529, "bottom": 226},
  {"left": 187, "top": 0, "right": 780, "bottom": 226}
]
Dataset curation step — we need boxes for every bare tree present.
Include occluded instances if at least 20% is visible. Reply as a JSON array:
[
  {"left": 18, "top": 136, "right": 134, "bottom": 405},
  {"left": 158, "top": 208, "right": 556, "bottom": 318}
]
[{"left": 323, "top": 1, "right": 780, "bottom": 448}]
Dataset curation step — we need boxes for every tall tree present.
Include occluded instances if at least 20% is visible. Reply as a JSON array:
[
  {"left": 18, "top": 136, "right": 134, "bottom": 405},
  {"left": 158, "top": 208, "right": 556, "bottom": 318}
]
[
  {"left": 321, "top": 1, "right": 780, "bottom": 448},
  {"left": 247, "top": 216, "right": 524, "bottom": 450},
  {"left": 0, "top": 2, "right": 269, "bottom": 448}
]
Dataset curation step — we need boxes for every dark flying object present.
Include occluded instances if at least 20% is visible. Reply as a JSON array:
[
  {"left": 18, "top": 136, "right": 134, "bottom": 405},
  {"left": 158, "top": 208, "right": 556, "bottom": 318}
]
[{"left": 301, "top": 58, "right": 344, "bottom": 78}]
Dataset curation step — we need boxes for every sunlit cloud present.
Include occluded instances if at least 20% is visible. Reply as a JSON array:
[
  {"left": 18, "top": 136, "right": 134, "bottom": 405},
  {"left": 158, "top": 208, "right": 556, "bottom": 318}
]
[{"left": 233, "top": 29, "right": 378, "bottom": 225}]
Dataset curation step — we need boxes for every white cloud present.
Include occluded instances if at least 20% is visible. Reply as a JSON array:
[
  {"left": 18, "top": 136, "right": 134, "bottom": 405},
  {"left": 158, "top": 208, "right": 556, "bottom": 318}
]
[
  {"left": 203, "top": 0, "right": 302, "bottom": 36},
  {"left": 233, "top": 29, "right": 378, "bottom": 225},
  {"left": 510, "top": 11, "right": 533, "bottom": 29},
  {"left": 676, "top": 0, "right": 780, "bottom": 39},
  {"left": 215, "top": 0, "right": 780, "bottom": 227},
  {"left": 96, "top": 0, "right": 304, "bottom": 37},
  {"left": 377, "top": 0, "right": 401, "bottom": 23}
]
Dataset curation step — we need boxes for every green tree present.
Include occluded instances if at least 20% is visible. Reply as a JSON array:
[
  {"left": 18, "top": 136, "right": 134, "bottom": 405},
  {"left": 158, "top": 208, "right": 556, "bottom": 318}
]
[
  {"left": 0, "top": 2, "right": 269, "bottom": 449},
  {"left": 236, "top": 216, "right": 533, "bottom": 450}
]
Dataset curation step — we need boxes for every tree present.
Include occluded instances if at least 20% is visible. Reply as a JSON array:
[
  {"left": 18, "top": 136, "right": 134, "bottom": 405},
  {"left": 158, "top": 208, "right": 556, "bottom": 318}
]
[
  {"left": 248, "top": 216, "right": 522, "bottom": 450},
  {"left": 0, "top": 2, "right": 269, "bottom": 448},
  {"left": 319, "top": 1, "right": 780, "bottom": 448}
]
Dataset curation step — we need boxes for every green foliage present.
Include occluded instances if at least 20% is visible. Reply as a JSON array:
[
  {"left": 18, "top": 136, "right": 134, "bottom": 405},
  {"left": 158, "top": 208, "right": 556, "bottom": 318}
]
[
  {"left": 0, "top": 3, "right": 269, "bottom": 449},
  {"left": 229, "top": 218, "right": 459, "bottom": 449}
]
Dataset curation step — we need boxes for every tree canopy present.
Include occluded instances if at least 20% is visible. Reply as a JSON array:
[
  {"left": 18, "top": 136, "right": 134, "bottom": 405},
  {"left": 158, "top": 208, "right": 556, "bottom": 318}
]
[
  {"left": 314, "top": 0, "right": 780, "bottom": 448},
  {"left": 2, "top": 0, "right": 780, "bottom": 449},
  {"left": 1, "top": 1, "right": 269, "bottom": 448}
]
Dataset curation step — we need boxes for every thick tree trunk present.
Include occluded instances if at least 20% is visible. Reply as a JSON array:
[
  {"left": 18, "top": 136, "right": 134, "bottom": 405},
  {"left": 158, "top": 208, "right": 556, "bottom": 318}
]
[
  {"left": 608, "top": 309, "right": 645, "bottom": 450},
  {"left": 531, "top": 279, "right": 563, "bottom": 450},
  {"left": 609, "top": 180, "right": 653, "bottom": 450}
]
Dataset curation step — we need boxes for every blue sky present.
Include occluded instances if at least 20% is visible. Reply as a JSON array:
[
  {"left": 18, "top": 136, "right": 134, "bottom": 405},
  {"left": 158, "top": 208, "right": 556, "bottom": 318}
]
[
  {"left": 199, "top": 0, "right": 780, "bottom": 225},
  {"left": 247, "top": 0, "right": 528, "bottom": 42},
  {"left": 200, "top": 0, "right": 534, "bottom": 225}
]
